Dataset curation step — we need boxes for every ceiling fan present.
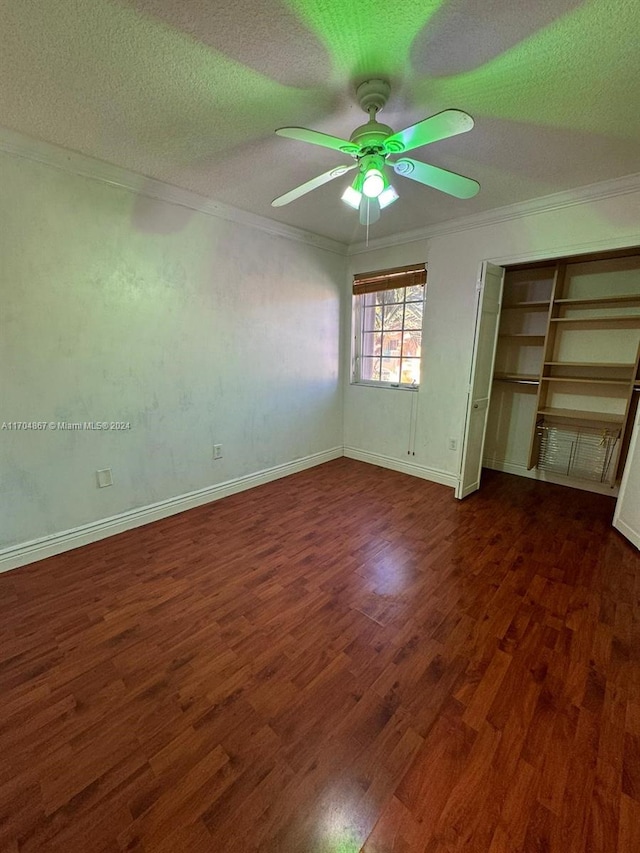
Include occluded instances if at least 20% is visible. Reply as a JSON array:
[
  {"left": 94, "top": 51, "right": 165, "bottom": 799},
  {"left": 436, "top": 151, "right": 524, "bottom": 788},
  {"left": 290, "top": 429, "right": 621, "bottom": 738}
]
[{"left": 271, "top": 79, "right": 480, "bottom": 224}]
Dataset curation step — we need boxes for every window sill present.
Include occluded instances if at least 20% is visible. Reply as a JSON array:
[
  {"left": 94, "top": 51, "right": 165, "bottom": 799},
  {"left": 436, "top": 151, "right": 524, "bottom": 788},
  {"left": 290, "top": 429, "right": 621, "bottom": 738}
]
[{"left": 350, "top": 381, "right": 420, "bottom": 392}]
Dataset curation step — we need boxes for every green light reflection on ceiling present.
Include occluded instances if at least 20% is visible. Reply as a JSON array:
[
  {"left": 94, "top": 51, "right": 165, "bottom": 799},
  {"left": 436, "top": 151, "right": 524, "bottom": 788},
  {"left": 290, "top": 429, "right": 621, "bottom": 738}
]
[
  {"left": 283, "top": 0, "right": 446, "bottom": 79},
  {"left": 1, "top": 0, "right": 336, "bottom": 159},
  {"left": 10, "top": 0, "right": 634, "bottom": 216},
  {"left": 417, "top": 0, "right": 640, "bottom": 138}
]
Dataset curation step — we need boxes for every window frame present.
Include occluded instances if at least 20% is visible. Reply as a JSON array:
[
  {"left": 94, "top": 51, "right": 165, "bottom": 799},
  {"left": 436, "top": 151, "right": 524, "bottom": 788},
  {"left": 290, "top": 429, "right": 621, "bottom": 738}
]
[{"left": 350, "top": 263, "right": 427, "bottom": 391}]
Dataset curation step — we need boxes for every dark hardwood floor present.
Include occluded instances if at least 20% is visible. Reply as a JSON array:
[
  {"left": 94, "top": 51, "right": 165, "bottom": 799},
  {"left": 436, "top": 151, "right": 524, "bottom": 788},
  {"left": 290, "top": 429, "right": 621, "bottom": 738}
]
[{"left": 1, "top": 459, "right": 639, "bottom": 852}]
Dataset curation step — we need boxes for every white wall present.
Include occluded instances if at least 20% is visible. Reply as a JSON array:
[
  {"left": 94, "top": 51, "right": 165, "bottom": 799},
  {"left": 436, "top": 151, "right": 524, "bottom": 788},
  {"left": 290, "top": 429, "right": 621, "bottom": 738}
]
[
  {"left": 343, "top": 185, "right": 640, "bottom": 488},
  {"left": 0, "top": 151, "right": 345, "bottom": 556}
]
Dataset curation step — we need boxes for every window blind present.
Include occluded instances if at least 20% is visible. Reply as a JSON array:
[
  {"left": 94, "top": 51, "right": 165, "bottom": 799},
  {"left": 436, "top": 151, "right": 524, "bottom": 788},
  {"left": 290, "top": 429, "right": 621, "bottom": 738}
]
[{"left": 352, "top": 263, "right": 426, "bottom": 295}]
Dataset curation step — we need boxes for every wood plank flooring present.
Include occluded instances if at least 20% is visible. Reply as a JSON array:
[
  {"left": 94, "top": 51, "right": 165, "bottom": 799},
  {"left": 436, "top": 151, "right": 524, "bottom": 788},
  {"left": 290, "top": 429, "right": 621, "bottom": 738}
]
[{"left": 1, "top": 459, "right": 639, "bottom": 852}]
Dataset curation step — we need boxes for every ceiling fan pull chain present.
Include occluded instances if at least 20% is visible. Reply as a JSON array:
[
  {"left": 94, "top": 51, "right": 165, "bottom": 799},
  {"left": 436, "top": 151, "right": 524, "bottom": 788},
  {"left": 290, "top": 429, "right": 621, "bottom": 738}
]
[{"left": 366, "top": 199, "right": 370, "bottom": 246}]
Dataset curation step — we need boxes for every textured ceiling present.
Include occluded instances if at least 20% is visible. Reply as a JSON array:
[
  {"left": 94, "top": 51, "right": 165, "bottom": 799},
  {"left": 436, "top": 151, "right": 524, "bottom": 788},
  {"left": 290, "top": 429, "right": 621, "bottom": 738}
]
[{"left": 1, "top": 0, "right": 639, "bottom": 243}]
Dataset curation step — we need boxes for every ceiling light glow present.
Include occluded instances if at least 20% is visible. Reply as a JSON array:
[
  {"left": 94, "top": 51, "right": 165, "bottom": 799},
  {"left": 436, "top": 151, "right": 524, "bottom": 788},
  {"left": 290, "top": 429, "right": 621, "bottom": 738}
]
[
  {"left": 341, "top": 185, "right": 362, "bottom": 209},
  {"left": 362, "top": 169, "right": 385, "bottom": 198},
  {"left": 378, "top": 185, "right": 399, "bottom": 208}
]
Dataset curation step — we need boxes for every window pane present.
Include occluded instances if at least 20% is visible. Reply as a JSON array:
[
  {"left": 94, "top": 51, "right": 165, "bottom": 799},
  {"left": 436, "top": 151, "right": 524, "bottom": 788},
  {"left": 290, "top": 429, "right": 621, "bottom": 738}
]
[
  {"left": 400, "top": 358, "right": 421, "bottom": 385},
  {"left": 360, "top": 357, "right": 381, "bottom": 381},
  {"left": 362, "top": 331, "right": 382, "bottom": 357},
  {"left": 402, "top": 329, "right": 422, "bottom": 358},
  {"left": 353, "top": 276, "right": 425, "bottom": 387},
  {"left": 383, "top": 287, "right": 406, "bottom": 304},
  {"left": 404, "top": 303, "right": 422, "bottom": 330},
  {"left": 382, "top": 332, "right": 402, "bottom": 355},
  {"left": 363, "top": 291, "right": 383, "bottom": 308},
  {"left": 363, "top": 304, "right": 383, "bottom": 332},
  {"left": 406, "top": 284, "right": 425, "bottom": 302},
  {"left": 383, "top": 303, "right": 404, "bottom": 330},
  {"left": 381, "top": 358, "right": 401, "bottom": 383}
]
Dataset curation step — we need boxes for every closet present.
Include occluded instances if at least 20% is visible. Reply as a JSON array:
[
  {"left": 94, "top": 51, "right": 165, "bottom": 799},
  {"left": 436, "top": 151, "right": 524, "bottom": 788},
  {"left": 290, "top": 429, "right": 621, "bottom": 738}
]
[{"left": 484, "top": 248, "right": 640, "bottom": 493}]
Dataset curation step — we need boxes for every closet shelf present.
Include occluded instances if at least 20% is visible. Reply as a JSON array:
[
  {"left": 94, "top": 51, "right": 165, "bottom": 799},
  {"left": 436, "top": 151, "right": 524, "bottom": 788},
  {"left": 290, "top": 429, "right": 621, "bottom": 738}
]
[
  {"left": 540, "top": 376, "right": 630, "bottom": 386},
  {"left": 494, "top": 373, "right": 539, "bottom": 384},
  {"left": 544, "top": 361, "right": 636, "bottom": 369},
  {"left": 554, "top": 294, "right": 640, "bottom": 306},
  {"left": 550, "top": 316, "right": 640, "bottom": 326},
  {"left": 538, "top": 407, "right": 625, "bottom": 425},
  {"left": 498, "top": 334, "right": 545, "bottom": 341},
  {"left": 501, "top": 301, "right": 550, "bottom": 310}
]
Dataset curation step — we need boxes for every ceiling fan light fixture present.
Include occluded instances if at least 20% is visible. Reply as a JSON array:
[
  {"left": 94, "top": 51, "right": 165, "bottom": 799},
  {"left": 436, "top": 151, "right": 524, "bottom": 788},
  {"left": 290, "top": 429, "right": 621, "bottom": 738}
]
[
  {"left": 341, "top": 185, "right": 362, "bottom": 209},
  {"left": 362, "top": 169, "right": 385, "bottom": 198},
  {"left": 272, "top": 84, "right": 479, "bottom": 217},
  {"left": 378, "top": 185, "right": 399, "bottom": 209}
]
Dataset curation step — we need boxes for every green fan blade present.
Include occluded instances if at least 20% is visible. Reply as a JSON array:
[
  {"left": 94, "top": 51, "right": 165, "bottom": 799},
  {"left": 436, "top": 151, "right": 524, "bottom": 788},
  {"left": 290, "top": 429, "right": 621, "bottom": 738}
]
[
  {"left": 383, "top": 110, "right": 474, "bottom": 154},
  {"left": 276, "top": 127, "right": 359, "bottom": 156},
  {"left": 392, "top": 158, "right": 480, "bottom": 199},
  {"left": 271, "top": 164, "right": 356, "bottom": 207},
  {"left": 359, "top": 196, "right": 380, "bottom": 225}
]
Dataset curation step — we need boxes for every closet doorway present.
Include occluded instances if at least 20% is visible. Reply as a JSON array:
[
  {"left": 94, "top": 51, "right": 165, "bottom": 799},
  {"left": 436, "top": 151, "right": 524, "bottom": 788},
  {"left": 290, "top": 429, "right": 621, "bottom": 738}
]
[{"left": 459, "top": 247, "right": 640, "bottom": 548}]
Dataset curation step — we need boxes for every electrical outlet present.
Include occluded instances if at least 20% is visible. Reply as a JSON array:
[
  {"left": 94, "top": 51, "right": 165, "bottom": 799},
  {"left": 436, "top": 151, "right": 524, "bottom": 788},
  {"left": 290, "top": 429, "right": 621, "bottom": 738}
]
[
  {"left": 213, "top": 444, "right": 223, "bottom": 460},
  {"left": 96, "top": 468, "right": 113, "bottom": 488},
  {"left": 449, "top": 438, "right": 458, "bottom": 451}
]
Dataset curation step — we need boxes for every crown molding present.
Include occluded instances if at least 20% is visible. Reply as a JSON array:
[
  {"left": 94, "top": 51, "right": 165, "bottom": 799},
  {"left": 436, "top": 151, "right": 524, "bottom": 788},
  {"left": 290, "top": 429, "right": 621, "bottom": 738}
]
[
  {"left": 0, "top": 125, "right": 348, "bottom": 256},
  {"left": 3, "top": 124, "right": 638, "bottom": 260},
  {"left": 487, "top": 233, "right": 640, "bottom": 267},
  {"left": 347, "top": 172, "right": 640, "bottom": 255}
]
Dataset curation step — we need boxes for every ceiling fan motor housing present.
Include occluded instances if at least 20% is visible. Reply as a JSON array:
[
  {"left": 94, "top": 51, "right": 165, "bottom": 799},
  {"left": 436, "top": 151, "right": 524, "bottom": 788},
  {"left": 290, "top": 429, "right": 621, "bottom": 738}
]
[
  {"left": 349, "top": 120, "right": 394, "bottom": 152},
  {"left": 356, "top": 79, "right": 391, "bottom": 114},
  {"left": 351, "top": 79, "right": 394, "bottom": 154},
  {"left": 359, "top": 153, "right": 386, "bottom": 176}
]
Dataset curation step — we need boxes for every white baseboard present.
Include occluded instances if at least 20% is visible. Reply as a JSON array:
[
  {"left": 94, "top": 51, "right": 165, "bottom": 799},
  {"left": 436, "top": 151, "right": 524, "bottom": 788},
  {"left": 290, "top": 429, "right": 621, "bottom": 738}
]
[
  {"left": 483, "top": 457, "right": 619, "bottom": 497},
  {"left": 343, "top": 446, "right": 458, "bottom": 489},
  {"left": 0, "top": 447, "right": 343, "bottom": 574},
  {"left": 612, "top": 517, "right": 640, "bottom": 550}
]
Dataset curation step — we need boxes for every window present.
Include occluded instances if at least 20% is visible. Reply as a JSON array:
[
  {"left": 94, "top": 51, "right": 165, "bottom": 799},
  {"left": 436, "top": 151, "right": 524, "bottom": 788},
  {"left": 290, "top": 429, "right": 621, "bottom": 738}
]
[{"left": 351, "top": 263, "right": 426, "bottom": 388}]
